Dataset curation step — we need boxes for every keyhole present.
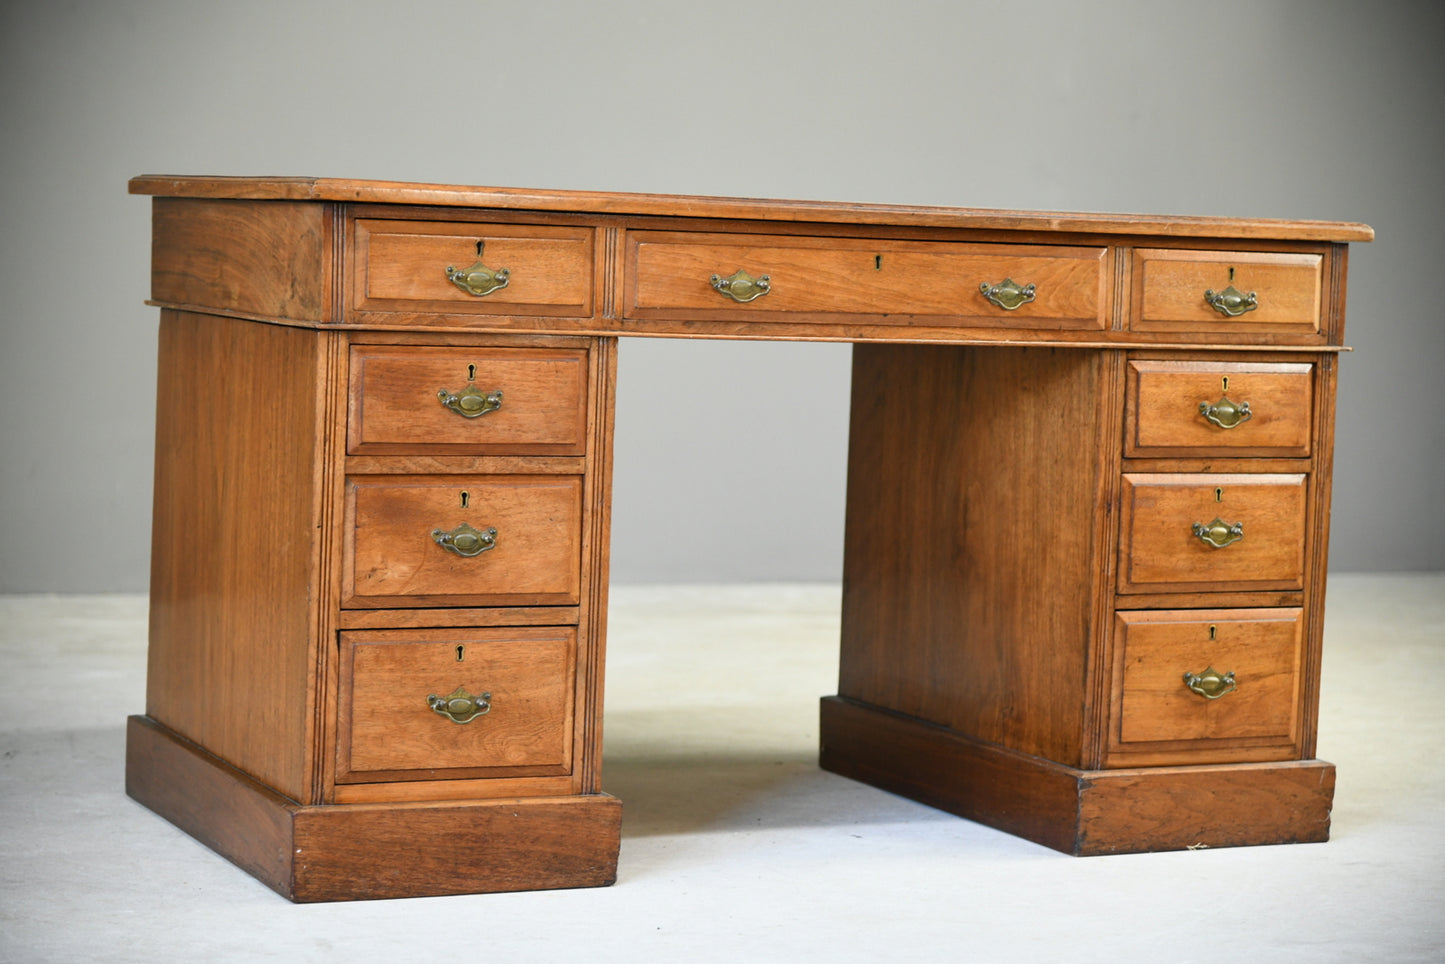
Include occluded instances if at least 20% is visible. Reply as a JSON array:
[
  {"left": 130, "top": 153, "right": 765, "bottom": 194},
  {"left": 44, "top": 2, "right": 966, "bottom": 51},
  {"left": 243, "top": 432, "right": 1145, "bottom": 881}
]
[
  {"left": 460, "top": 491, "right": 469, "bottom": 509},
  {"left": 1221, "top": 375, "right": 1230, "bottom": 392},
  {"left": 1209, "top": 625, "right": 1217, "bottom": 641},
  {"left": 456, "top": 644, "right": 465, "bottom": 661},
  {"left": 1215, "top": 487, "right": 1224, "bottom": 503},
  {"left": 1228, "top": 266, "right": 1236, "bottom": 283},
  {"left": 467, "top": 364, "right": 476, "bottom": 381},
  {"left": 875, "top": 255, "right": 883, "bottom": 270},
  {"left": 475, "top": 240, "right": 485, "bottom": 256}
]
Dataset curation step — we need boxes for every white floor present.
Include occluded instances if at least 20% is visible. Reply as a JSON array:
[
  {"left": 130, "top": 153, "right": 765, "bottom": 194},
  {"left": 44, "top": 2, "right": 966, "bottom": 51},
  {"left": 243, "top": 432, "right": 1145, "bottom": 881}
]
[{"left": 1, "top": 575, "right": 1442, "bottom": 962}]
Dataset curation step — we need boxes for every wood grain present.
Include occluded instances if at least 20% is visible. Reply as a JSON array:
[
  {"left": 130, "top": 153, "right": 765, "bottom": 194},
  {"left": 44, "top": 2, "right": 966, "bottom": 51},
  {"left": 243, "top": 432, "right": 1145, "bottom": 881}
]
[
  {"left": 352, "top": 219, "right": 593, "bottom": 317},
  {"left": 290, "top": 794, "right": 621, "bottom": 902},
  {"left": 627, "top": 231, "right": 1108, "bottom": 328},
  {"left": 575, "top": 337, "right": 618, "bottom": 795},
  {"left": 1125, "top": 358, "right": 1314, "bottom": 457},
  {"left": 837, "top": 344, "right": 1119, "bottom": 766},
  {"left": 127, "top": 714, "right": 299, "bottom": 893},
  {"left": 336, "top": 628, "right": 575, "bottom": 782},
  {"left": 820, "top": 696, "right": 1334, "bottom": 855},
  {"left": 344, "top": 474, "right": 583, "bottom": 606},
  {"left": 127, "top": 714, "right": 621, "bottom": 902},
  {"left": 1132, "top": 249, "right": 1322, "bottom": 332},
  {"left": 1106, "top": 608, "right": 1303, "bottom": 766},
  {"left": 130, "top": 175, "right": 1374, "bottom": 242},
  {"left": 146, "top": 311, "right": 331, "bottom": 799},
  {"left": 336, "top": 606, "right": 579, "bottom": 630},
  {"left": 1076, "top": 761, "right": 1333, "bottom": 855},
  {"left": 129, "top": 180, "right": 1363, "bottom": 893},
  {"left": 1118, "top": 473, "right": 1307, "bottom": 593},
  {"left": 348, "top": 345, "right": 588, "bottom": 456},
  {"left": 150, "top": 198, "right": 331, "bottom": 322}
]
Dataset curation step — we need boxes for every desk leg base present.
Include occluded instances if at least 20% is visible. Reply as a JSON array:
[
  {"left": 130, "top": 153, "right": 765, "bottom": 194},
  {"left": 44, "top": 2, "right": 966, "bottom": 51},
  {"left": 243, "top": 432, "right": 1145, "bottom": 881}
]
[
  {"left": 125, "top": 715, "right": 622, "bottom": 901},
  {"left": 819, "top": 696, "right": 1334, "bottom": 856}
]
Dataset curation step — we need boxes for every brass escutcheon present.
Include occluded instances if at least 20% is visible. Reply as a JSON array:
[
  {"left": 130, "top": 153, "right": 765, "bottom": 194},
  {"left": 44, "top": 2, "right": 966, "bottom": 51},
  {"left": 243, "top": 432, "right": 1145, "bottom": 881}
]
[
  {"left": 1192, "top": 517, "right": 1244, "bottom": 549},
  {"left": 427, "top": 686, "right": 492, "bottom": 723},
  {"left": 432, "top": 522, "right": 498, "bottom": 557},
  {"left": 979, "top": 278, "right": 1036, "bottom": 311},
  {"left": 1199, "top": 394, "right": 1253, "bottom": 429},
  {"left": 1183, "top": 667, "right": 1237, "bottom": 700},
  {"left": 709, "top": 269, "right": 771, "bottom": 303},
  {"left": 445, "top": 241, "right": 511, "bottom": 297},
  {"left": 1203, "top": 284, "right": 1258, "bottom": 317},
  {"left": 438, "top": 385, "right": 504, "bottom": 418}
]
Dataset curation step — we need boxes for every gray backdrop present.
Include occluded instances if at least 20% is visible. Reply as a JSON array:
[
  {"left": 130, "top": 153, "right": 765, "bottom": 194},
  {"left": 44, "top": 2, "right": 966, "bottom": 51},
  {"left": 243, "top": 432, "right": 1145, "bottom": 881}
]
[{"left": 2, "top": 0, "right": 1442, "bottom": 592}]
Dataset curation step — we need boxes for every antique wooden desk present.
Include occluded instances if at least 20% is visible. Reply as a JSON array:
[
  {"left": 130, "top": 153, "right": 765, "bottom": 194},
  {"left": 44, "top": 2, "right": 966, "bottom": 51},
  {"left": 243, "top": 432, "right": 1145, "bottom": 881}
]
[{"left": 125, "top": 176, "right": 1371, "bottom": 901}]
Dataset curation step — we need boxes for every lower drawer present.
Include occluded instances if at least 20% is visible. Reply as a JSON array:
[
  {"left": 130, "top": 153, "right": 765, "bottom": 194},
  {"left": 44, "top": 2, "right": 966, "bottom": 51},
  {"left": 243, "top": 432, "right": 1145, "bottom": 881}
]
[
  {"left": 336, "top": 627, "right": 576, "bottom": 783},
  {"left": 1105, "top": 608, "right": 1304, "bottom": 767}
]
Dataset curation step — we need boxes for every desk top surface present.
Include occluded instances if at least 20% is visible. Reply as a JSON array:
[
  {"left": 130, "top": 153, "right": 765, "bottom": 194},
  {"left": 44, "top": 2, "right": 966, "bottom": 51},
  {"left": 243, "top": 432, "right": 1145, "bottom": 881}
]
[{"left": 130, "top": 175, "right": 1373, "bottom": 244}]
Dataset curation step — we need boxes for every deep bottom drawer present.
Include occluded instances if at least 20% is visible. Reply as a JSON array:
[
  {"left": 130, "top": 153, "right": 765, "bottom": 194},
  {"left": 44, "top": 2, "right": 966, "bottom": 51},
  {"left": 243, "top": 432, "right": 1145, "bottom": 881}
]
[
  {"left": 336, "top": 627, "right": 576, "bottom": 783},
  {"left": 1105, "top": 608, "right": 1304, "bottom": 767}
]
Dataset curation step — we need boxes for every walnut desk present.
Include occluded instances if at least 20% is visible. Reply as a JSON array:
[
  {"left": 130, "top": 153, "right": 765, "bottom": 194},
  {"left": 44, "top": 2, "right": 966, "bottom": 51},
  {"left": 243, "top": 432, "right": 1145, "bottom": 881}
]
[{"left": 125, "top": 176, "right": 1372, "bottom": 901}]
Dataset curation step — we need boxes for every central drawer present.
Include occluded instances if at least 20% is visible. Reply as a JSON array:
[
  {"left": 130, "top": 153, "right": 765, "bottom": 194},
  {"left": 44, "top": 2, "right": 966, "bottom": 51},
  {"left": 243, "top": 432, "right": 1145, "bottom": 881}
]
[
  {"left": 626, "top": 231, "right": 1108, "bottom": 328},
  {"left": 344, "top": 475, "right": 583, "bottom": 607}
]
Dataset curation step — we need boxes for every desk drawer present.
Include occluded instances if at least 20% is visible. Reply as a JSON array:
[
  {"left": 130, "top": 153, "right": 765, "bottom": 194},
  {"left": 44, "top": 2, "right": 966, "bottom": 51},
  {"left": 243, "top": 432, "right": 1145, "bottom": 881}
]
[
  {"left": 1106, "top": 608, "right": 1303, "bottom": 766},
  {"left": 348, "top": 346, "right": 588, "bottom": 456},
  {"left": 627, "top": 232, "right": 1107, "bottom": 328},
  {"left": 345, "top": 475, "right": 582, "bottom": 606},
  {"left": 353, "top": 220, "right": 593, "bottom": 317},
  {"left": 1131, "top": 249, "right": 1322, "bottom": 333},
  {"left": 336, "top": 627, "right": 575, "bottom": 783},
  {"left": 1125, "top": 359, "right": 1313, "bottom": 457},
  {"left": 1118, "top": 473, "right": 1307, "bottom": 593}
]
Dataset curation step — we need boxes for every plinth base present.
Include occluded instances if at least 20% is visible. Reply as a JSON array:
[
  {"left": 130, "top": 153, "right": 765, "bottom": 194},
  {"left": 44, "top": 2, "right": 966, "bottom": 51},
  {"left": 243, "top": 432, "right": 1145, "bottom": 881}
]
[
  {"left": 819, "top": 696, "right": 1334, "bottom": 856},
  {"left": 126, "top": 716, "right": 622, "bottom": 902}
]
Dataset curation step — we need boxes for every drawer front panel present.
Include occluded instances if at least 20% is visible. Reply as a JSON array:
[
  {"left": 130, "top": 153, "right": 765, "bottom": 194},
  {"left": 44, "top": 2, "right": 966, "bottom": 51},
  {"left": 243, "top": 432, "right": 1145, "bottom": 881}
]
[
  {"left": 1132, "top": 249, "right": 1322, "bottom": 333},
  {"left": 349, "top": 346, "right": 588, "bottom": 455},
  {"left": 1107, "top": 608, "right": 1303, "bottom": 765},
  {"left": 354, "top": 220, "right": 593, "bottom": 317},
  {"left": 337, "top": 627, "right": 575, "bottom": 783},
  {"left": 1118, "top": 473, "right": 1307, "bottom": 593},
  {"left": 1125, "top": 359, "right": 1313, "bottom": 457},
  {"left": 628, "top": 232, "right": 1108, "bottom": 328},
  {"left": 346, "top": 475, "right": 582, "bottom": 606}
]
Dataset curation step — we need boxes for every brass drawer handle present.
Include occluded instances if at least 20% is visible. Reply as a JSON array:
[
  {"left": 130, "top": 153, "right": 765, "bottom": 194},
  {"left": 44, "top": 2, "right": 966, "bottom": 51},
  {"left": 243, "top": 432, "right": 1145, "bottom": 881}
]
[
  {"left": 1192, "top": 517, "right": 1243, "bottom": 549},
  {"left": 979, "top": 278, "right": 1036, "bottom": 311},
  {"left": 710, "top": 269, "right": 771, "bottom": 303},
  {"left": 1183, "top": 667, "right": 1236, "bottom": 700},
  {"left": 437, "top": 385, "right": 504, "bottom": 418},
  {"left": 445, "top": 241, "right": 511, "bottom": 297},
  {"left": 432, "top": 523, "right": 498, "bottom": 557},
  {"left": 1199, "top": 394, "right": 1253, "bottom": 429},
  {"left": 1204, "top": 284, "right": 1258, "bottom": 317},
  {"left": 427, "top": 686, "right": 492, "bottom": 723}
]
